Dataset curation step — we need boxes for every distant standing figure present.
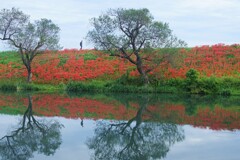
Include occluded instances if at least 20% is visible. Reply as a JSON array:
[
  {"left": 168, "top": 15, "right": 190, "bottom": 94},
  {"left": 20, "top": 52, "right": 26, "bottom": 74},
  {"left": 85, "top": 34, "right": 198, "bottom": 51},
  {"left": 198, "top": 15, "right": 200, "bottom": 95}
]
[
  {"left": 80, "top": 119, "right": 84, "bottom": 127},
  {"left": 80, "top": 40, "right": 83, "bottom": 50}
]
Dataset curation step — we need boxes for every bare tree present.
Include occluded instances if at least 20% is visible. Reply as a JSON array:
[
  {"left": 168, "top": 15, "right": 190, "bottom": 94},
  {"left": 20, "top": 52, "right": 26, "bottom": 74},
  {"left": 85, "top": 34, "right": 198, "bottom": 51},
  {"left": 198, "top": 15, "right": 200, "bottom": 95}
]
[{"left": 0, "top": 8, "right": 61, "bottom": 82}]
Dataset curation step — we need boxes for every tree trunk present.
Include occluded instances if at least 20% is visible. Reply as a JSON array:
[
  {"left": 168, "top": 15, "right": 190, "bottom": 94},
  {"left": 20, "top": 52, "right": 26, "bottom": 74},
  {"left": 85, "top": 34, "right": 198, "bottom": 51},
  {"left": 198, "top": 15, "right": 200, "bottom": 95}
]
[
  {"left": 136, "top": 63, "right": 149, "bottom": 85},
  {"left": 26, "top": 65, "right": 32, "bottom": 83},
  {"left": 135, "top": 53, "right": 149, "bottom": 85}
]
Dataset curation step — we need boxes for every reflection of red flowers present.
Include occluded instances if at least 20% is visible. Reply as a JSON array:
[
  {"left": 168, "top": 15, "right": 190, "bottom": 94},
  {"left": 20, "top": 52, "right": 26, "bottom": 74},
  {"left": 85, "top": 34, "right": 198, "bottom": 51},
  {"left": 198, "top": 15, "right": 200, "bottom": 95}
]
[{"left": 0, "top": 94, "right": 240, "bottom": 131}]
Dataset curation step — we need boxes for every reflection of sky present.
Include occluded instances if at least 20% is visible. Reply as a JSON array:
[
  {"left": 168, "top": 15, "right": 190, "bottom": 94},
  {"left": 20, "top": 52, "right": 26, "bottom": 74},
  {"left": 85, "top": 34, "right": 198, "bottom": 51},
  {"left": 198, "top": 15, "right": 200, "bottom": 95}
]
[
  {"left": 0, "top": 114, "right": 240, "bottom": 160},
  {"left": 34, "top": 116, "right": 96, "bottom": 160},
  {"left": 165, "top": 125, "right": 240, "bottom": 160}
]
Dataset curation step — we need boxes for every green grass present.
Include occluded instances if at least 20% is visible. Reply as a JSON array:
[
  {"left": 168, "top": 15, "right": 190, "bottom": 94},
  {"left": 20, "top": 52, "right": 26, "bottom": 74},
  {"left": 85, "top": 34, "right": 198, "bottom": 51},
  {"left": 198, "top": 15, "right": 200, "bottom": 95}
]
[
  {"left": 0, "top": 51, "right": 21, "bottom": 64},
  {"left": 0, "top": 76, "right": 239, "bottom": 96},
  {"left": 0, "top": 79, "right": 66, "bottom": 93},
  {"left": 17, "top": 83, "right": 66, "bottom": 92},
  {"left": 58, "top": 55, "right": 69, "bottom": 66}
]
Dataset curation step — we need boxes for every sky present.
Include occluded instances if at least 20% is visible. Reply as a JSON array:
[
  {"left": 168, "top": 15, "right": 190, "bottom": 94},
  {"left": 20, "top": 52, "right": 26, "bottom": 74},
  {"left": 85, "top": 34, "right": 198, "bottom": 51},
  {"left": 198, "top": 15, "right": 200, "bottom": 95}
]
[{"left": 0, "top": 0, "right": 239, "bottom": 50}]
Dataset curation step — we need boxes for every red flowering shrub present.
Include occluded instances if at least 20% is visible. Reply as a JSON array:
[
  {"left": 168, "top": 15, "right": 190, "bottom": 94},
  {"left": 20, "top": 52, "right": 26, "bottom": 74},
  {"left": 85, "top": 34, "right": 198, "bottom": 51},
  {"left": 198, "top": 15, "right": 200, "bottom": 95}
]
[{"left": 0, "top": 44, "right": 239, "bottom": 83}]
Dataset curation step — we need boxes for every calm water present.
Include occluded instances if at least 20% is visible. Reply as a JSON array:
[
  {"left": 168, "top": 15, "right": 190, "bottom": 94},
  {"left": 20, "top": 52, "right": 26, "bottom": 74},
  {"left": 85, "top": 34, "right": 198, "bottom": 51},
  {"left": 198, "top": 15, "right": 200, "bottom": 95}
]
[{"left": 0, "top": 92, "right": 240, "bottom": 160}]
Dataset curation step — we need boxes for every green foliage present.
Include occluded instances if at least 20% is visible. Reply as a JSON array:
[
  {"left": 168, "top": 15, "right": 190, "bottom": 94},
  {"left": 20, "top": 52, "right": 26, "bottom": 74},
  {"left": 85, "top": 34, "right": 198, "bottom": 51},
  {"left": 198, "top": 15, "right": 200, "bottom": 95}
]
[
  {"left": 218, "top": 89, "right": 231, "bottom": 96},
  {"left": 185, "top": 69, "right": 199, "bottom": 93},
  {"left": 0, "top": 83, "right": 17, "bottom": 91},
  {"left": 19, "top": 83, "right": 40, "bottom": 91},
  {"left": 217, "top": 77, "right": 240, "bottom": 95},
  {"left": 150, "top": 76, "right": 184, "bottom": 93},
  {"left": 184, "top": 69, "right": 219, "bottom": 94},
  {"left": 219, "top": 77, "right": 240, "bottom": 89},
  {"left": 67, "top": 79, "right": 155, "bottom": 93},
  {"left": 115, "top": 71, "right": 145, "bottom": 86},
  {"left": 106, "top": 84, "right": 154, "bottom": 93},
  {"left": 197, "top": 78, "right": 219, "bottom": 94},
  {"left": 186, "top": 68, "right": 199, "bottom": 81},
  {"left": 66, "top": 81, "right": 102, "bottom": 92},
  {"left": 106, "top": 84, "right": 136, "bottom": 93},
  {"left": 165, "top": 78, "right": 184, "bottom": 87},
  {"left": 83, "top": 53, "right": 98, "bottom": 61}
]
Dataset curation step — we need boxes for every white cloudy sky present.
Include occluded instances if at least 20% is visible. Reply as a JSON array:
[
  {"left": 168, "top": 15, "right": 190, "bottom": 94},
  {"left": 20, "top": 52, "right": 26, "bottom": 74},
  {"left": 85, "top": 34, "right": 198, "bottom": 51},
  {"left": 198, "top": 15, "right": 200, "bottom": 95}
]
[{"left": 0, "top": 0, "right": 239, "bottom": 50}]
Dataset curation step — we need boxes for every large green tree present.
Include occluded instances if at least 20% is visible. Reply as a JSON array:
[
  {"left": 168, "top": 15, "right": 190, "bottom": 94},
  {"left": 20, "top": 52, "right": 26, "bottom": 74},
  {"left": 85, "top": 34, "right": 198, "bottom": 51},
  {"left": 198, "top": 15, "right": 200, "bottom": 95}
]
[
  {"left": 0, "top": 8, "right": 60, "bottom": 82},
  {"left": 87, "top": 8, "right": 187, "bottom": 84}
]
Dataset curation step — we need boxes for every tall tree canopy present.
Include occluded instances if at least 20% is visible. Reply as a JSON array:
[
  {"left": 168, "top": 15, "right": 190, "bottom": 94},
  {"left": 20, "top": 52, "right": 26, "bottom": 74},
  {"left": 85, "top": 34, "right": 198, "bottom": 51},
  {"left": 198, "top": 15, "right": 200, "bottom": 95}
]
[
  {"left": 87, "top": 8, "right": 187, "bottom": 84},
  {"left": 0, "top": 8, "right": 60, "bottom": 82}
]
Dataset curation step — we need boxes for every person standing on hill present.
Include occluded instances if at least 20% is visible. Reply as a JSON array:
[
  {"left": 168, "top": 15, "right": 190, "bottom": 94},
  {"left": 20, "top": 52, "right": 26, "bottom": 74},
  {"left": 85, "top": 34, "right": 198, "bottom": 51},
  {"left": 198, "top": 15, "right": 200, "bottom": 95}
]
[{"left": 80, "top": 40, "right": 83, "bottom": 50}]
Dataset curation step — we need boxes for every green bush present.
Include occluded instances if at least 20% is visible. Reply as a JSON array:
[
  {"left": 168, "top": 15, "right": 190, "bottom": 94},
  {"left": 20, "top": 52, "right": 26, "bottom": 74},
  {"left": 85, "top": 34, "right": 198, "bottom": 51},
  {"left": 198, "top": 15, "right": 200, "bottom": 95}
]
[
  {"left": 115, "top": 71, "right": 145, "bottom": 86},
  {"left": 107, "top": 84, "right": 136, "bottom": 93},
  {"left": 186, "top": 68, "right": 199, "bottom": 81},
  {"left": 184, "top": 69, "right": 199, "bottom": 93},
  {"left": 19, "top": 83, "right": 40, "bottom": 91},
  {"left": 66, "top": 81, "right": 102, "bottom": 92},
  {"left": 106, "top": 84, "right": 154, "bottom": 93},
  {"left": 220, "top": 77, "right": 240, "bottom": 89},
  {"left": 184, "top": 69, "right": 219, "bottom": 94},
  {"left": 198, "top": 78, "right": 219, "bottom": 94}
]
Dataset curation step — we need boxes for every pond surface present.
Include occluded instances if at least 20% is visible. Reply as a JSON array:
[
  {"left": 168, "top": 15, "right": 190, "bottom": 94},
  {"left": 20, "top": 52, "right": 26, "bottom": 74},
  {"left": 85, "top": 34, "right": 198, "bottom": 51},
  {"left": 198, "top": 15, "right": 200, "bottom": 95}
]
[{"left": 0, "top": 92, "right": 240, "bottom": 160}]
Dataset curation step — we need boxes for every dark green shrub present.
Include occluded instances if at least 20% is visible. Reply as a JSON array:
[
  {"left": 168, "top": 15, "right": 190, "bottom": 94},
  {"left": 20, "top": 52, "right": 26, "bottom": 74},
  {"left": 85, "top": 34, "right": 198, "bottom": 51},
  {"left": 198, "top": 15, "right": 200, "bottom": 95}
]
[
  {"left": 184, "top": 69, "right": 200, "bottom": 93},
  {"left": 198, "top": 78, "right": 219, "bottom": 94},
  {"left": 107, "top": 84, "right": 136, "bottom": 93},
  {"left": 106, "top": 84, "right": 153, "bottom": 93},
  {"left": 20, "top": 84, "right": 40, "bottom": 91},
  {"left": 184, "top": 69, "right": 219, "bottom": 94},
  {"left": 186, "top": 68, "right": 199, "bottom": 81},
  {"left": 66, "top": 81, "right": 102, "bottom": 92},
  {"left": 218, "top": 89, "right": 231, "bottom": 96},
  {"left": 115, "top": 71, "right": 145, "bottom": 86}
]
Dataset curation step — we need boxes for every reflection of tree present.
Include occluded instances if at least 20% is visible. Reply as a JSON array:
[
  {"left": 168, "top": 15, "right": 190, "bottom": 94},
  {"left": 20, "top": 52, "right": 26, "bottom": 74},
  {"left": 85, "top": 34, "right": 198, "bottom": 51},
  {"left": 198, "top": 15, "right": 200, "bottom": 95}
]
[
  {"left": 0, "top": 95, "right": 63, "bottom": 160},
  {"left": 87, "top": 95, "right": 184, "bottom": 160}
]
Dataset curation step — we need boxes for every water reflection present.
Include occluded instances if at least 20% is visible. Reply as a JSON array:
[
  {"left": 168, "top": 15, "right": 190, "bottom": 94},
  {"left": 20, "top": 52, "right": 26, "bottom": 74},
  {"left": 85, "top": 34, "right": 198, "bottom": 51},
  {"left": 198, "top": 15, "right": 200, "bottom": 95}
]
[
  {"left": 0, "top": 95, "right": 63, "bottom": 160},
  {"left": 87, "top": 95, "right": 184, "bottom": 160},
  {"left": 0, "top": 92, "right": 240, "bottom": 159}
]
